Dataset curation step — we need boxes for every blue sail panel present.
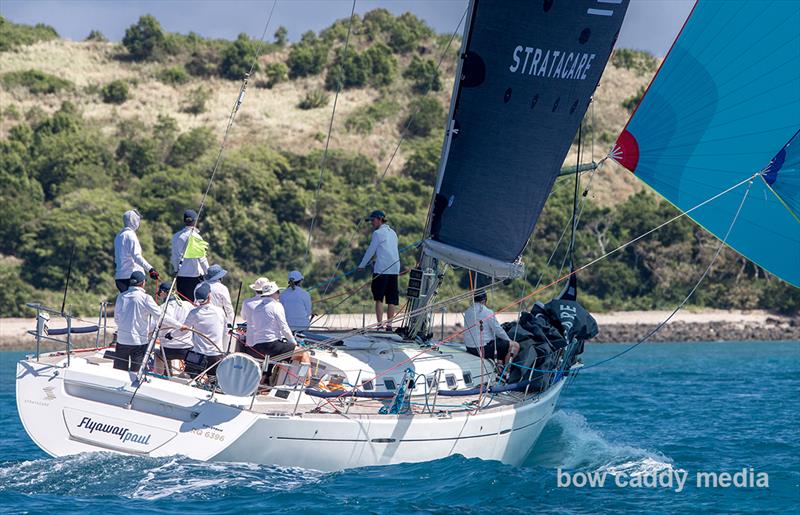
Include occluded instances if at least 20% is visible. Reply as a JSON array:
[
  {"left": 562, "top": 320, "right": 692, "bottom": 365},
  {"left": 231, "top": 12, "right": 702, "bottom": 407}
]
[
  {"left": 763, "top": 129, "right": 800, "bottom": 223},
  {"left": 612, "top": 1, "right": 800, "bottom": 287}
]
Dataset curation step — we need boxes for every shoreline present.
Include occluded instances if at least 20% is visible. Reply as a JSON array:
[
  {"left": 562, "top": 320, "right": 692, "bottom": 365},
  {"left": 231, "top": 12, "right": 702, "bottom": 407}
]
[{"left": 1, "top": 310, "right": 797, "bottom": 351}]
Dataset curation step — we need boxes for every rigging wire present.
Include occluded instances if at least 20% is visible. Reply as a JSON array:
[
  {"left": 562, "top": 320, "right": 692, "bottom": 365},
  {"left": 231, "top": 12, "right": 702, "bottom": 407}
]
[{"left": 305, "top": 0, "right": 358, "bottom": 258}]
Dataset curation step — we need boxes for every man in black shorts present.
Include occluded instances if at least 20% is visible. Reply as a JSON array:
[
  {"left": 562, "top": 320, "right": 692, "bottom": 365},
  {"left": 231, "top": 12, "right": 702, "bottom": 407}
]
[{"left": 358, "top": 210, "right": 400, "bottom": 330}]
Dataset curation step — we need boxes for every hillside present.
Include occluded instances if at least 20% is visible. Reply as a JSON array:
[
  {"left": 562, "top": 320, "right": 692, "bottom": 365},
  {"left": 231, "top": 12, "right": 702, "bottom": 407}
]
[{"left": 0, "top": 13, "right": 797, "bottom": 318}]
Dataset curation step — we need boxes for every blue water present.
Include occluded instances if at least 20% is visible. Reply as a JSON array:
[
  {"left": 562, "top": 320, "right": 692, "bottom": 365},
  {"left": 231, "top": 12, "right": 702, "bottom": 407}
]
[{"left": 1, "top": 342, "right": 798, "bottom": 513}]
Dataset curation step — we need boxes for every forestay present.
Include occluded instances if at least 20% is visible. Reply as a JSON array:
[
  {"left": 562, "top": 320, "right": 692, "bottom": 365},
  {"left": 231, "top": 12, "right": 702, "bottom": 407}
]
[
  {"left": 612, "top": 1, "right": 800, "bottom": 287},
  {"left": 426, "top": 0, "right": 629, "bottom": 278}
]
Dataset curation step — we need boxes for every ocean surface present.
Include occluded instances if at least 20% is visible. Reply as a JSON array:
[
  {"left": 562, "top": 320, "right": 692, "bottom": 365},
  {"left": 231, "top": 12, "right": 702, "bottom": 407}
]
[{"left": 1, "top": 341, "right": 798, "bottom": 514}]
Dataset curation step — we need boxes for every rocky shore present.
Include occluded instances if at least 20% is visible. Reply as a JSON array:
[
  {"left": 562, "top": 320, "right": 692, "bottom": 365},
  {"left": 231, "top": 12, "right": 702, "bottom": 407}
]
[{"left": 1, "top": 310, "right": 798, "bottom": 351}]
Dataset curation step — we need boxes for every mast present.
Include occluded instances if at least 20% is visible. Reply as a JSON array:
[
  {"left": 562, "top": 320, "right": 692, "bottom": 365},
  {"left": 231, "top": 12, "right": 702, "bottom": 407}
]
[{"left": 406, "top": 0, "right": 479, "bottom": 339}]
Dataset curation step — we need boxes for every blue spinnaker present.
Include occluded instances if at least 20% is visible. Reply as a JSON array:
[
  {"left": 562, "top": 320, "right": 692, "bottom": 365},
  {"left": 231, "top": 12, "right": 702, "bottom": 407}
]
[{"left": 612, "top": 1, "right": 800, "bottom": 287}]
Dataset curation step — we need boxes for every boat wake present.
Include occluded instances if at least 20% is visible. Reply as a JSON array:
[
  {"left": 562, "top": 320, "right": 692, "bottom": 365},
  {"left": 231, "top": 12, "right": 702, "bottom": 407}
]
[{"left": 527, "top": 410, "right": 678, "bottom": 476}]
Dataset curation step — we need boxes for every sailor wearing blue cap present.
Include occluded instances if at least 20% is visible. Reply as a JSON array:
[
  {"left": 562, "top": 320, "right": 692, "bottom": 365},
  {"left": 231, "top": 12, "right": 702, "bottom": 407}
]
[
  {"left": 171, "top": 208, "right": 209, "bottom": 300},
  {"left": 358, "top": 210, "right": 400, "bottom": 331},
  {"left": 173, "top": 282, "right": 225, "bottom": 378},
  {"left": 113, "top": 271, "right": 181, "bottom": 372}
]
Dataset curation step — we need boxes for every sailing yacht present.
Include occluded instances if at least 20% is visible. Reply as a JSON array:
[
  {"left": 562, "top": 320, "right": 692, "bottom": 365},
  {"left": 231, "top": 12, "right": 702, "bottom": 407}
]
[{"left": 15, "top": 0, "right": 630, "bottom": 470}]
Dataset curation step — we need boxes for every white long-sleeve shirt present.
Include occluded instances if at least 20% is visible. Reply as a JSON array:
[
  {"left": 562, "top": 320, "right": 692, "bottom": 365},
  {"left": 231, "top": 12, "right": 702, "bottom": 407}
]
[
  {"left": 358, "top": 223, "right": 400, "bottom": 275},
  {"left": 175, "top": 303, "right": 226, "bottom": 356},
  {"left": 155, "top": 295, "right": 193, "bottom": 350},
  {"left": 114, "top": 287, "right": 180, "bottom": 346},
  {"left": 171, "top": 227, "right": 209, "bottom": 278},
  {"left": 462, "top": 302, "right": 509, "bottom": 349},
  {"left": 281, "top": 286, "right": 312, "bottom": 331},
  {"left": 196, "top": 280, "right": 235, "bottom": 328},
  {"left": 249, "top": 297, "right": 296, "bottom": 347},
  {"left": 114, "top": 228, "right": 152, "bottom": 280},
  {"left": 240, "top": 295, "right": 263, "bottom": 347}
]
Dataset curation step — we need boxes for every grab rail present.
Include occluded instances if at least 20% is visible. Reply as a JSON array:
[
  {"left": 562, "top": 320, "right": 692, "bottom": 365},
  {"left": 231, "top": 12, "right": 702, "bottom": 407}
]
[{"left": 26, "top": 302, "right": 108, "bottom": 363}]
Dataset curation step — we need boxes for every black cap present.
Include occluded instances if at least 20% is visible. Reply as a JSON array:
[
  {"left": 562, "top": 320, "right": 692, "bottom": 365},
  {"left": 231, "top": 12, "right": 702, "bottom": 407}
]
[
  {"left": 474, "top": 290, "right": 487, "bottom": 303},
  {"left": 129, "top": 271, "right": 146, "bottom": 285},
  {"left": 364, "top": 210, "right": 386, "bottom": 221},
  {"left": 158, "top": 281, "right": 172, "bottom": 293},
  {"left": 183, "top": 209, "right": 198, "bottom": 224}
]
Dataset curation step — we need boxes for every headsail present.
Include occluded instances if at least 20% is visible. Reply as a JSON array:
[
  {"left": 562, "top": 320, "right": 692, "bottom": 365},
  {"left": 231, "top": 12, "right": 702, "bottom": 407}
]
[
  {"left": 612, "top": 1, "right": 800, "bottom": 287},
  {"left": 425, "top": 0, "right": 629, "bottom": 278}
]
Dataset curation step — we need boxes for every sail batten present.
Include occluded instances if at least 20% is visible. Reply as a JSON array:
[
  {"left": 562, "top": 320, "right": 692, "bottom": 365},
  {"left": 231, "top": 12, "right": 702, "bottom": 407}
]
[
  {"left": 427, "top": 0, "right": 629, "bottom": 277},
  {"left": 613, "top": 0, "right": 800, "bottom": 287}
]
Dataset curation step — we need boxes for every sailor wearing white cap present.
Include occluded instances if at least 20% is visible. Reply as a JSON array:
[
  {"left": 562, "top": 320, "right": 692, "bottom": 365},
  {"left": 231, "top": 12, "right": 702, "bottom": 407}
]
[
  {"left": 281, "top": 270, "right": 312, "bottom": 331},
  {"left": 171, "top": 209, "right": 209, "bottom": 300},
  {"left": 240, "top": 276, "right": 270, "bottom": 348},
  {"left": 113, "top": 271, "right": 180, "bottom": 372},
  {"left": 114, "top": 210, "right": 159, "bottom": 293},
  {"left": 174, "top": 282, "right": 225, "bottom": 378},
  {"left": 247, "top": 279, "right": 311, "bottom": 379}
]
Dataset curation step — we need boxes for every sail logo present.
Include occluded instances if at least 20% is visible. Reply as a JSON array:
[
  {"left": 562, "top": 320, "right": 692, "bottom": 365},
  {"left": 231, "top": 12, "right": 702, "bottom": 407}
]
[
  {"left": 77, "top": 416, "right": 152, "bottom": 445},
  {"left": 509, "top": 46, "right": 596, "bottom": 81}
]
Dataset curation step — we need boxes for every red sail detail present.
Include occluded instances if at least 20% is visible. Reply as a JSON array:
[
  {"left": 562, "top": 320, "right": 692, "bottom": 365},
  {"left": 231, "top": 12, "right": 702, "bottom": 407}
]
[{"left": 614, "top": 129, "right": 640, "bottom": 172}]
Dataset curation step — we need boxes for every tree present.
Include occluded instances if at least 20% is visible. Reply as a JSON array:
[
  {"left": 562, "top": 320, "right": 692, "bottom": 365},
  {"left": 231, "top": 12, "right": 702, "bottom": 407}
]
[
  {"left": 274, "top": 26, "right": 288, "bottom": 46},
  {"left": 101, "top": 80, "right": 129, "bottom": 104},
  {"left": 403, "top": 55, "right": 441, "bottom": 93},
  {"left": 287, "top": 33, "right": 328, "bottom": 78},
  {"left": 122, "top": 15, "right": 166, "bottom": 60},
  {"left": 401, "top": 137, "right": 440, "bottom": 186},
  {"left": 401, "top": 97, "right": 445, "bottom": 137},
  {"left": 263, "top": 62, "right": 288, "bottom": 88},
  {"left": 167, "top": 127, "right": 215, "bottom": 168},
  {"left": 219, "top": 33, "right": 259, "bottom": 80}
]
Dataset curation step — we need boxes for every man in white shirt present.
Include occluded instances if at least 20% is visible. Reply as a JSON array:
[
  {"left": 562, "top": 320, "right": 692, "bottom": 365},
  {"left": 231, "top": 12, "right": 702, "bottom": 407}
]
[
  {"left": 174, "top": 282, "right": 225, "bottom": 378},
  {"left": 114, "top": 210, "right": 158, "bottom": 292},
  {"left": 114, "top": 271, "right": 180, "bottom": 372},
  {"left": 281, "top": 270, "right": 312, "bottom": 332},
  {"left": 246, "top": 279, "right": 311, "bottom": 378},
  {"left": 196, "top": 264, "right": 234, "bottom": 328},
  {"left": 463, "top": 291, "right": 519, "bottom": 365},
  {"left": 241, "top": 276, "right": 269, "bottom": 349},
  {"left": 357, "top": 210, "right": 400, "bottom": 331},
  {"left": 171, "top": 209, "right": 209, "bottom": 301},
  {"left": 154, "top": 282, "right": 193, "bottom": 374}
]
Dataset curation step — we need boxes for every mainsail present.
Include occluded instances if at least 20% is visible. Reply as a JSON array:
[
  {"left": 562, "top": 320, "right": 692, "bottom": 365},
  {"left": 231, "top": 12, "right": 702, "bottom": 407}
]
[
  {"left": 612, "top": 1, "right": 800, "bottom": 287},
  {"left": 425, "top": 0, "right": 629, "bottom": 278}
]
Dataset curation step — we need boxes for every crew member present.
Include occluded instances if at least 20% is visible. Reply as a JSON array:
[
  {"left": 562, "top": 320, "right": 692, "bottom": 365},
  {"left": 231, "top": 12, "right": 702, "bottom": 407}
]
[
  {"left": 114, "top": 210, "right": 158, "bottom": 293},
  {"left": 281, "top": 270, "right": 312, "bottom": 332},
  {"left": 174, "top": 282, "right": 225, "bottom": 378},
  {"left": 247, "top": 279, "right": 311, "bottom": 381},
  {"left": 113, "top": 271, "right": 180, "bottom": 372},
  {"left": 198, "top": 264, "right": 235, "bottom": 329},
  {"left": 240, "top": 276, "right": 269, "bottom": 349},
  {"left": 357, "top": 210, "right": 400, "bottom": 331},
  {"left": 171, "top": 209, "right": 209, "bottom": 301},
  {"left": 154, "top": 281, "right": 193, "bottom": 374},
  {"left": 463, "top": 290, "right": 520, "bottom": 365}
]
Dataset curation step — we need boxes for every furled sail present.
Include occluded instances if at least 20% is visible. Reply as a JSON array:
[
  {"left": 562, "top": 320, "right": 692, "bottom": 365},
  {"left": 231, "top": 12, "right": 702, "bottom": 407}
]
[
  {"left": 425, "top": 0, "right": 629, "bottom": 278},
  {"left": 612, "top": 1, "right": 800, "bottom": 287}
]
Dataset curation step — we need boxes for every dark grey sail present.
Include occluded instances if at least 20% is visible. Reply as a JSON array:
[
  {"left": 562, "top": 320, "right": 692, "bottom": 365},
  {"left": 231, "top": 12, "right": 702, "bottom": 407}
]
[{"left": 425, "top": 0, "right": 629, "bottom": 278}]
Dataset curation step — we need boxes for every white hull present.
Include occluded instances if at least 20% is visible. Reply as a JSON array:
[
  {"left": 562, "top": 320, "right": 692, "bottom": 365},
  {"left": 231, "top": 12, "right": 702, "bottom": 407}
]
[{"left": 16, "top": 350, "right": 564, "bottom": 471}]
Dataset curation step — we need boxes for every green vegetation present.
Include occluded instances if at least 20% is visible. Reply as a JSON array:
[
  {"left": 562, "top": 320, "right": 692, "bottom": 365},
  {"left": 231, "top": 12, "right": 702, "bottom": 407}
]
[
  {"left": 85, "top": 30, "right": 107, "bottom": 42},
  {"left": 157, "top": 66, "right": 190, "bottom": 85},
  {"left": 101, "top": 80, "right": 129, "bottom": 104},
  {"left": 298, "top": 89, "right": 329, "bottom": 110},
  {"left": 0, "top": 16, "right": 58, "bottom": 51},
  {"left": 0, "top": 13, "right": 797, "bottom": 319},
  {"left": 1, "top": 69, "right": 72, "bottom": 95},
  {"left": 612, "top": 48, "right": 658, "bottom": 75},
  {"left": 622, "top": 85, "right": 646, "bottom": 113},
  {"left": 274, "top": 26, "right": 288, "bottom": 47}
]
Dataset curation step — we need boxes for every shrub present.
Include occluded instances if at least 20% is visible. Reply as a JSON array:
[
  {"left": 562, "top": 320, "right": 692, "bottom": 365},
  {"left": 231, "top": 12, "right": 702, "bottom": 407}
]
[
  {"left": 186, "top": 47, "right": 222, "bottom": 77},
  {"left": 622, "top": 85, "right": 646, "bottom": 113},
  {"left": 298, "top": 89, "right": 329, "bottom": 110},
  {"left": 0, "top": 16, "right": 59, "bottom": 52},
  {"left": 364, "top": 43, "right": 396, "bottom": 87},
  {"left": 344, "top": 99, "right": 400, "bottom": 134},
  {"left": 157, "top": 66, "right": 190, "bottom": 85},
  {"left": 403, "top": 55, "right": 441, "bottom": 94},
  {"left": 263, "top": 62, "right": 288, "bottom": 88},
  {"left": 116, "top": 138, "right": 159, "bottom": 176},
  {"left": 612, "top": 48, "right": 658, "bottom": 75},
  {"left": 219, "top": 33, "right": 260, "bottom": 80},
  {"left": 85, "top": 30, "right": 107, "bottom": 42},
  {"left": 402, "top": 137, "right": 440, "bottom": 186},
  {"left": 181, "top": 86, "right": 211, "bottom": 114},
  {"left": 167, "top": 127, "right": 215, "bottom": 167},
  {"left": 122, "top": 14, "right": 167, "bottom": 60},
  {"left": 0, "top": 260, "right": 38, "bottom": 317},
  {"left": 1, "top": 69, "right": 72, "bottom": 95},
  {"left": 401, "top": 97, "right": 445, "bottom": 137},
  {"left": 101, "top": 80, "right": 129, "bottom": 104},
  {"left": 387, "top": 12, "right": 433, "bottom": 53},
  {"left": 287, "top": 32, "right": 328, "bottom": 78},
  {"left": 324, "top": 43, "right": 396, "bottom": 91}
]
